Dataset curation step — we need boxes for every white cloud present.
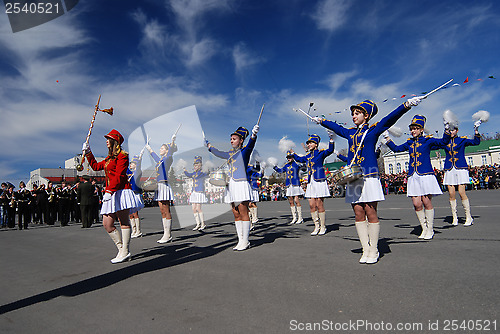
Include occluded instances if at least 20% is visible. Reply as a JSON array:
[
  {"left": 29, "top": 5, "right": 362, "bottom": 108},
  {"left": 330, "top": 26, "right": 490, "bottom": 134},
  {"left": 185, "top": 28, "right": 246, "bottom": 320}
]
[
  {"left": 232, "top": 42, "right": 266, "bottom": 75},
  {"left": 310, "top": 0, "right": 351, "bottom": 33}
]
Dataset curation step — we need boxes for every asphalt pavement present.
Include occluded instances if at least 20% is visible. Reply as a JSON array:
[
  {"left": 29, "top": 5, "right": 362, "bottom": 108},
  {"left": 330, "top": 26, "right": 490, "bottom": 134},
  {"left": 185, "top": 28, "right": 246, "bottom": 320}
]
[{"left": 1, "top": 189, "right": 499, "bottom": 333}]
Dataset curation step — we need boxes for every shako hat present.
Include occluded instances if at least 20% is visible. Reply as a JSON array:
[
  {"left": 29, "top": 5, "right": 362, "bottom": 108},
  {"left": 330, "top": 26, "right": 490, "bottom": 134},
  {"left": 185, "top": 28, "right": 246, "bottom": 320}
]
[
  {"left": 409, "top": 115, "right": 426, "bottom": 129},
  {"left": 350, "top": 100, "right": 378, "bottom": 121},
  {"left": 231, "top": 126, "right": 249, "bottom": 140},
  {"left": 104, "top": 129, "right": 124, "bottom": 145},
  {"left": 306, "top": 134, "right": 320, "bottom": 145}
]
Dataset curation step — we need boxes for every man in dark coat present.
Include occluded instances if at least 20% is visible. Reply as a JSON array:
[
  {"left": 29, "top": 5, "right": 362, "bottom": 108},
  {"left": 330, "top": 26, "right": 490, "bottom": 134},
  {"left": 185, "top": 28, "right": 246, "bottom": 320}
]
[{"left": 77, "top": 175, "right": 95, "bottom": 228}]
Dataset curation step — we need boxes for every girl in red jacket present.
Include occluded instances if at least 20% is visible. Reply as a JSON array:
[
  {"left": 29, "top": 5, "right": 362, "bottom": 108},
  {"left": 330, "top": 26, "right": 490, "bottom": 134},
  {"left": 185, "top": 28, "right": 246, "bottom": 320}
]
[{"left": 84, "top": 129, "right": 143, "bottom": 263}]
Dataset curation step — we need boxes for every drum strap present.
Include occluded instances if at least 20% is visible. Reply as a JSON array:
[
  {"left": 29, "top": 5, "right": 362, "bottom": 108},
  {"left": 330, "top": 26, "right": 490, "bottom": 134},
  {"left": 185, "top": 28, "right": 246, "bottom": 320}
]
[{"left": 349, "top": 129, "right": 368, "bottom": 168}]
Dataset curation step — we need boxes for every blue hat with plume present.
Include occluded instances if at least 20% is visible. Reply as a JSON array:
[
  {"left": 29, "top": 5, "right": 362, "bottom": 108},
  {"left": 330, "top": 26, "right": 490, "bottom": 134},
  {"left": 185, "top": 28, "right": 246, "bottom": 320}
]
[
  {"left": 306, "top": 134, "right": 320, "bottom": 145},
  {"left": 350, "top": 100, "right": 378, "bottom": 121},
  {"left": 231, "top": 126, "right": 249, "bottom": 140},
  {"left": 409, "top": 115, "right": 426, "bottom": 129},
  {"left": 194, "top": 156, "right": 202, "bottom": 164}
]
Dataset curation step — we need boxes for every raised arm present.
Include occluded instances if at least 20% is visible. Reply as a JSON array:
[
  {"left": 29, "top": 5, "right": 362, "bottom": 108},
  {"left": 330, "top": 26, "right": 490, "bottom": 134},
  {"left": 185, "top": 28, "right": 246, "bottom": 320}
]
[{"left": 386, "top": 139, "right": 409, "bottom": 153}]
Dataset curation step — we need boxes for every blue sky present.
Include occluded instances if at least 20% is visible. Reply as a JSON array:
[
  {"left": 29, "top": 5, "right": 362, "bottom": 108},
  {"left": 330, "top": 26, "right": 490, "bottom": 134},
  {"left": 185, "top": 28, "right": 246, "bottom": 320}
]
[{"left": 1, "top": 0, "right": 499, "bottom": 184}]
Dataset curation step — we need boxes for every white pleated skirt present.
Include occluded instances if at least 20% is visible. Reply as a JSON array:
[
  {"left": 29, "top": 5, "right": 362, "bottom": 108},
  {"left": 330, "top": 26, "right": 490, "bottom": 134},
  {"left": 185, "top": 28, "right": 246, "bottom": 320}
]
[
  {"left": 407, "top": 173, "right": 443, "bottom": 197},
  {"left": 224, "top": 179, "right": 253, "bottom": 205},
  {"left": 101, "top": 189, "right": 145, "bottom": 215},
  {"left": 286, "top": 185, "right": 305, "bottom": 197},
  {"left": 129, "top": 192, "right": 144, "bottom": 214},
  {"left": 155, "top": 182, "right": 174, "bottom": 201},
  {"left": 189, "top": 191, "right": 208, "bottom": 204},
  {"left": 345, "top": 177, "right": 385, "bottom": 204},
  {"left": 443, "top": 167, "right": 470, "bottom": 185},
  {"left": 305, "top": 178, "right": 330, "bottom": 198},
  {"left": 250, "top": 189, "right": 260, "bottom": 203}
]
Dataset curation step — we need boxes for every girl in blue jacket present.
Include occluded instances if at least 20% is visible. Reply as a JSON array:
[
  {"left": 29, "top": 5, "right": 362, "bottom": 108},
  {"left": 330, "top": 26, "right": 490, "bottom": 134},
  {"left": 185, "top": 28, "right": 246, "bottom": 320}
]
[
  {"left": 437, "top": 121, "right": 481, "bottom": 226},
  {"left": 315, "top": 97, "right": 422, "bottom": 264},
  {"left": 184, "top": 156, "right": 209, "bottom": 231},
  {"left": 290, "top": 133, "right": 335, "bottom": 236},
  {"left": 385, "top": 115, "right": 451, "bottom": 240}
]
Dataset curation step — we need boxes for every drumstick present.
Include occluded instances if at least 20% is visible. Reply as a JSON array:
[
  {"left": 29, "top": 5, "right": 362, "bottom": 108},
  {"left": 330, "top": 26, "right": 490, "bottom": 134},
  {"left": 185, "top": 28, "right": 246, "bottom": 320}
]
[
  {"left": 422, "top": 79, "right": 453, "bottom": 99},
  {"left": 257, "top": 104, "right": 265, "bottom": 126},
  {"left": 173, "top": 123, "right": 182, "bottom": 136},
  {"left": 293, "top": 108, "right": 315, "bottom": 120}
]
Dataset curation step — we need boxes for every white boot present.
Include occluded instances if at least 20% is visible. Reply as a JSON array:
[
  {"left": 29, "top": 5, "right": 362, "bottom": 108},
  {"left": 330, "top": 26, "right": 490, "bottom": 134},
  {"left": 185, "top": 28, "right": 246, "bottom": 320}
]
[
  {"left": 424, "top": 209, "right": 434, "bottom": 240},
  {"left": 192, "top": 213, "right": 201, "bottom": 231},
  {"left": 355, "top": 220, "right": 370, "bottom": 263},
  {"left": 130, "top": 218, "right": 137, "bottom": 238},
  {"left": 450, "top": 199, "right": 458, "bottom": 226},
  {"left": 108, "top": 229, "right": 122, "bottom": 261},
  {"left": 415, "top": 209, "right": 427, "bottom": 239},
  {"left": 134, "top": 218, "right": 142, "bottom": 237},
  {"left": 462, "top": 198, "right": 474, "bottom": 226},
  {"left": 310, "top": 211, "right": 320, "bottom": 235},
  {"left": 366, "top": 222, "right": 380, "bottom": 264},
  {"left": 157, "top": 218, "right": 172, "bottom": 243},
  {"left": 111, "top": 227, "right": 131, "bottom": 263},
  {"left": 318, "top": 212, "right": 326, "bottom": 235},
  {"left": 233, "top": 221, "right": 243, "bottom": 250},
  {"left": 250, "top": 207, "right": 258, "bottom": 224},
  {"left": 289, "top": 206, "right": 297, "bottom": 225},
  {"left": 235, "top": 221, "right": 250, "bottom": 251},
  {"left": 198, "top": 212, "right": 206, "bottom": 230},
  {"left": 295, "top": 206, "right": 303, "bottom": 224}
]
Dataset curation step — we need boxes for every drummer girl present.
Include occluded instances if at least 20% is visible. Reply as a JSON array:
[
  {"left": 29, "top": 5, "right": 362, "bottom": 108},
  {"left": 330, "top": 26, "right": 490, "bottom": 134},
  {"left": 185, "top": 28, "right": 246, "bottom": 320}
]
[
  {"left": 436, "top": 118, "right": 481, "bottom": 226},
  {"left": 247, "top": 161, "right": 262, "bottom": 229},
  {"left": 83, "top": 129, "right": 144, "bottom": 263},
  {"left": 385, "top": 115, "right": 451, "bottom": 240},
  {"left": 273, "top": 150, "right": 305, "bottom": 224},
  {"left": 127, "top": 148, "right": 145, "bottom": 238},
  {"left": 184, "top": 156, "right": 209, "bottom": 231},
  {"left": 315, "top": 98, "right": 422, "bottom": 264},
  {"left": 206, "top": 124, "right": 259, "bottom": 251},
  {"left": 145, "top": 135, "right": 177, "bottom": 243},
  {"left": 290, "top": 133, "right": 335, "bottom": 236}
]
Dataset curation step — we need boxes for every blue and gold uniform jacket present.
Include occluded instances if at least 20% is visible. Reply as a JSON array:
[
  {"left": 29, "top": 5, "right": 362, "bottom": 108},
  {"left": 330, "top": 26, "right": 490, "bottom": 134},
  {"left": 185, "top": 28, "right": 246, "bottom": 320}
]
[
  {"left": 150, "top": 148, "right": 175, "bottom": 183},
  {"left": 293, "top": 141, "right": 334, "bottom": 182},
  {"left": 437, "top": 134, "right": 480, "bottom": 171},
  {"left": 386, "top": 132, "right": 451, "bottom": 176},
  {"left": 209, "top": 137, "right": 256, "bottom": 182},
  {"left": 273, "top": 161, "right": 302, "bottom": 187},
  {"left": 126, "top": 160, "right": 142, "bottom": 193},
  {"left": 321, "top": 103, "right": 411, "bottom": 178},
  {"left": 184, "top": 170, "right": 208, "bottom": 192},
  {"left": 246, "top": 166, "right": 262, "bottom": 191}
]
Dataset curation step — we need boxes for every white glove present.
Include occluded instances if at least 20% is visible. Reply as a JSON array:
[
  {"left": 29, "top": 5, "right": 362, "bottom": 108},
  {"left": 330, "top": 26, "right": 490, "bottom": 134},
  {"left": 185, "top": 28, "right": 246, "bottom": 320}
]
[
  {"left": 474, "top": 120, "right": 482, "bottom": 130},
  {"left": 204, "top": 138, "right": 210, "bottom": 147},
  {"left": 82, "top": 142, "right": 90, "bottom": 154},
  {"left": 406, "top": 96, "right": 423, "bottom": 107},
  {"left": 252, "top": 124, "right": 259, "bottom": 136},
  {"left": 312, "top": 116, "right": 322, "bottom": 124},
  {"left": 103, "top": 192, "right": 112, "bottom": 202},
  {"left": 327, "top": 130, "right": 335, "bottom": 140},
  {"left": 145, "top": 144, "right": 152, "bottom": 152},
  {"left": 171, "top": 134, "right": 176, "bottom": 142},
  {"left": 382, "top": 130, "right": 390, "bottom": 140},
  {"left": 444, "top": 120, "right": 450, "bottom": 131}
]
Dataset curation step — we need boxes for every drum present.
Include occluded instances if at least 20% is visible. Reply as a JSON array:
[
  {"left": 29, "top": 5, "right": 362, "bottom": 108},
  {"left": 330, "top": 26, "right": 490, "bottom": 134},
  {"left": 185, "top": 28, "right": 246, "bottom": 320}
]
[
  {"left": 141, "top": 179, "right": 158, "bottom": 191},
  {"left": 209, "top": 170, "right": 229, "bottom": 186},
  {"left": 331, "top": 165, "right": 363, "bottom": 185}
]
